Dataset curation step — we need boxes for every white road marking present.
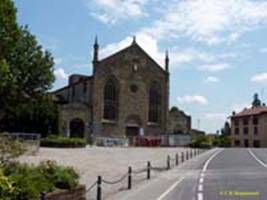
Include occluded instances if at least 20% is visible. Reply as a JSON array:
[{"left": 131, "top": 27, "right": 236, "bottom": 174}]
[
  {"left": 198, "top": 192, "right": 203, "bottom": 200},
  {"left": 248, "top": 149, "right": 267, "bottom": 168},
  {"left": 157, "top": 177, "right": 185, "bottom": 200},
  {"left": 197, "top": 149, "right": 224, "bottom": 200},
  {"left": 198, "top": 184, "right": 203, "bottom": 192},
  {"left": 199, "top": 177, "right": 204, "bottom": 184},
  {"left": 157, "top": 149, "right": 223, "bottom": 200},
  {"left": 202, "top": 149, "right": 223, "bottom": 172}
]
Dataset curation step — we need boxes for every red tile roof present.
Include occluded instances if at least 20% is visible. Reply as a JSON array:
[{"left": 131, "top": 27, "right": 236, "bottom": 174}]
[{"left": 233, "top": 106, "right": 267, "bottom": 118}]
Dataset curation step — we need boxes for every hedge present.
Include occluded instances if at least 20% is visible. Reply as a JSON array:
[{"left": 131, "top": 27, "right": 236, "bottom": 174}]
[{"left": 41, "top": 136, "right": 86, "bottom": 148}]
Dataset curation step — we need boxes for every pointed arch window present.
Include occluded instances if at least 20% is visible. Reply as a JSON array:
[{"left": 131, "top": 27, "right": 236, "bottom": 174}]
[
  {"left": 103, "top": 78, "right": 119, "bottom": 120},
  {"left": 148, "top": 84, "right": 161, "bottom": 123}
]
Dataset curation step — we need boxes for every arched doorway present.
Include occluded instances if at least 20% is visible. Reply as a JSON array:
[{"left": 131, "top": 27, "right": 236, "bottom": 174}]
[
  {"left": 125, "top": 115, "right": 142, "bottom": 137},
  {"left": 69, "top": 118, "right": 84, "bottom": 138}
]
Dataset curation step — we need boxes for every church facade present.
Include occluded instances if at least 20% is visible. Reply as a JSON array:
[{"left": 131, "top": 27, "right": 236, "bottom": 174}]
[{"left": 52, "top": 38, "right": 170, "bottom": 140}]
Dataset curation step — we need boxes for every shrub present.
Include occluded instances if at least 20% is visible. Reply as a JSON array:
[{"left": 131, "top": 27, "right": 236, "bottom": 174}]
[
  {"left": 39, "top": 160, "right": 79, "bottom": 190},
  {"left": 190, "top": 135, "right": 212, "bottom": 149},
  {"left": 40, "top": 135, "right": 86, "bottom": 148},
  {"left": 6, "top": 164, "right": 54, "bottom": 200},
  {"left": 3, "top": 161, "right": 79, "bottom": 200},
  {"left": 0, "top": 168, "right": 16, "bottom": 200}
]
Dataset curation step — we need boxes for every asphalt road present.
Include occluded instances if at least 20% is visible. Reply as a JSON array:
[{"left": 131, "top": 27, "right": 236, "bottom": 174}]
[{"left": 112, "top": 148, "right": 267, "bottom": 200}]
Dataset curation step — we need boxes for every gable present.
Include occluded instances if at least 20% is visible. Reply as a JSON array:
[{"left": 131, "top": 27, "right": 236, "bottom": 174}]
[{"left": 98, "top": 42, "right": 168, "bottom": 76}]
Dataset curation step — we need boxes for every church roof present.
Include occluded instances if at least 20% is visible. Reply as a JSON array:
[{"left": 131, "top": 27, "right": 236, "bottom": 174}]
[
  {"left": 232, "top": 106, "right": 267, "bottom": 118},
  {"left": 99, "top": 40, "right": 168, "bottom": 75},
  {"left": 51, "top": 75, "right": 93, "bottom": 94}
]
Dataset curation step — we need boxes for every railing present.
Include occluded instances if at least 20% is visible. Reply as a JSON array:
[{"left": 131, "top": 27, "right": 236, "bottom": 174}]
[
  {"left": 1, "top": 132, "right": 41, "bottom": 154},
  {"left": 39, "top": 148, "right": 207, "bottom": 200},
  {"left": 88, "top": 148, "right": 205, "bottom": 200}
]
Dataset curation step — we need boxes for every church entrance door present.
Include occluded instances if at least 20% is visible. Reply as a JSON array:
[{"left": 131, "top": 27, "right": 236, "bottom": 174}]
[
  {"left": 70, "top": 118, "right": 84, "bottom": 138},
  {"left": 126, "top": 126, "right": 139, "bottom": 137}
]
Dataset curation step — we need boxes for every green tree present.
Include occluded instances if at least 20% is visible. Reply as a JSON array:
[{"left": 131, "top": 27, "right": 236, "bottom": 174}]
[
  {"left": 3, "top": 26, "right": 55, "bottom": 108},
  {"left": 0, "top": 0, "right": 20, "bottom": 120},
  {"left": 3, "top": 97, "right": 58, "bottom": 137},
  {"left": 0, "top": 0, "right": 20, "bottom": 59},
  {"left": 0, "top": 0, "right": 56, "bottom": 135},
  {"left": 223, "top": 121, "right": 231, "bottom": 136}
]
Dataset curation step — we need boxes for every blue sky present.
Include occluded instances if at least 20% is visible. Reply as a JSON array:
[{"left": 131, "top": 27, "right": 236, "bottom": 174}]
[{"left": 14, "top": 0, "right": 267, "bottom": 133}]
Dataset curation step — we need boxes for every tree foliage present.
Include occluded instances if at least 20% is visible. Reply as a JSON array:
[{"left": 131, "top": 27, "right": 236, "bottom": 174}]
[{"left": 0, "top": 0, "right": 56, "bottom": 135}]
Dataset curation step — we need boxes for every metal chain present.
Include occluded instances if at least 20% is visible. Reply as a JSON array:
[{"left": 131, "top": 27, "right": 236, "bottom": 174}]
[
  {"left": 132, "top": 168, "right": 147, "bottom": 174},
  {"left": 102, "top": 173, "right": 128, "bottom": 185},
  {"left": 150, "top": 166, "right": 167, "bottom": 171},
  {"left": 86, "top": 181, "right": 97, "bottom": 193},
  {"left": 170, "top": 157, "right": 176, "bottom": 161}
]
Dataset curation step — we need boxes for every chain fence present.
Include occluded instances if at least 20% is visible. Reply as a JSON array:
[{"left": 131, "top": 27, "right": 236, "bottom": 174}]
[
  {"left": 82, "top": 148, "right": 206, "bottom": 200},
  {"left": 39, "top": 148, "right": 207, "bottom": 200}
]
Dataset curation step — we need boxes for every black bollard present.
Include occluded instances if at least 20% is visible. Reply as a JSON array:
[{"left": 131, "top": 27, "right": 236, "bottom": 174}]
[
  {"left": 181, "top": 152, "right": 184, "bottom": 163},
  {"left": 97, "top": 176, "right": 102, "bottom": 200},
  {"left": 167, "top": 155, "right": 171, "bottom": 170},
  {"left": 147, "top": 161, "right": 151, "bottom": 180},
  {"left": 175, "top": 153, "right": 179, "bottom": 166},
  {"left": 128, "top": 166, "right": 132, "bottom": 190}
]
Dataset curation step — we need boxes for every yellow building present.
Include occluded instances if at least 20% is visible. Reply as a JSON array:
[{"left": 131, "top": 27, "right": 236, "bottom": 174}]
[{"left": 230, "top": 94, "right": 267, "bottom": 147}]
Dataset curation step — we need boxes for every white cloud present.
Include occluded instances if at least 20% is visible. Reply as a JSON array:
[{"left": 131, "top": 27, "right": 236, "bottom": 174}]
[
  {"left": 54, "top": 58, "right": 62, "bottom": 65},
  {"left": 177, "top": 95, "right": 208, "bottom": 105},
  {"left": 54, "top": 68, "right": 68, "bottom": 80},
  {"left": 198, "top": 63, "right": 232, "bottom": 72},
  {"left": 88, "top": 0, "right": 148, "bottom": 24},
  {"left": 101, "top": 33, "right": 165, "bottom": 66},
  {"left": 140, "top": 0, "right": 267, "bottom": 45},
  {"left": 259, "top": 48, "right": 267, "bottom": 53},
  {"left": 232, "top": 102, "right": 250, "bottom": 113},
  {"left": 205, "top": 76, "right": 220, "bottom": 83},
  {"left": 100, "top": 33, "right": 237, "bottom": 70},
  {"left": 204, "top": 113, "right": 227, "bottom": 121},
  {"left": 251, "top": 72, "right": 267, "bottom": 83}
]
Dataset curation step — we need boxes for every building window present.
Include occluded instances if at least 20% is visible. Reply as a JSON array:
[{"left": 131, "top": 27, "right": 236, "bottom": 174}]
[
  {"left": 243, "top": 118, "right": 249, "bottom": 125},
  {"left": 234, "top": 119, "right": 239, "bottom": 126},
  {"left": 235, "top": 140, "right": 240, "bottom": 146},
  {"left": 243, "top": 127, "right": 249, "bottom": 135},
  {"left": 254, "top": 126, "right": 258, "bottom": 135},
  {"left": 235, "top": 127, "right": 239, "bottom": 135},
  {"left": 148, "top": 84, "right": 161, "bottom": 123},
  {"left": 103, "top": 79, "right": 119, "bottom": 120},
  {"left": 83, "top": 81, "right": 87, "bottom": 93},
  {"left": 253, "top": 117, "right": 258, "bottom": 125}
]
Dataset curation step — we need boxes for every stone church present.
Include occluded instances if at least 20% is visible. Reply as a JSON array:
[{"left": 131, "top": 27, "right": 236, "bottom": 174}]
[{"left": 52, "top": 37, "right": 170, "bottom": 140}]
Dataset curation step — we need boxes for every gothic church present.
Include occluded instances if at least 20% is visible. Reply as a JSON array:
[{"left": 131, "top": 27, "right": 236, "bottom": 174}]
[{"left": 52, "top": 37, "right": 170, "bottom": 140}]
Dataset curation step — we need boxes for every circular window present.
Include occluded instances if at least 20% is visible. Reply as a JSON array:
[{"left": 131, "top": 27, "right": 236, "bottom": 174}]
[{"left": 130, "top": 84, "right": 138, "bottom": 93}]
